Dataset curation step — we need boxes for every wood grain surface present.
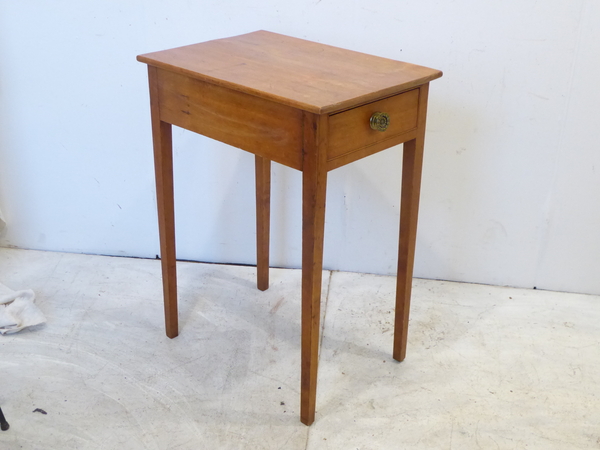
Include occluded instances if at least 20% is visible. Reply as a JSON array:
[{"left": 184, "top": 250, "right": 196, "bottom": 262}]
[
  {"left": 328, "top": 88, "right": 419, "bottom": 161},
  {"left": 138, "top": 30, "right": 442, "bottom": 114},
  {"left": 156, "top": 68, "right": 303, "bottom": 170},
  {"left": 139, "top": 31, "right": 442, "bottom": 425}
]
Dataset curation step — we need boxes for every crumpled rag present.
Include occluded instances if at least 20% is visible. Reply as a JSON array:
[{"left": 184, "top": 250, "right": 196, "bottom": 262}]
[{"left": 0, "top": 283, "right": 46, "bottom": 334}]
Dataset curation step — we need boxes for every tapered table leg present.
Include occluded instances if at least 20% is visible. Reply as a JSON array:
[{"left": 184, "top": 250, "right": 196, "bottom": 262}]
[
  {"left": 149, "top": 66, "right": 178, "bottom": 339},
  {"left": 255, "top": 155, "right": 271, "bottom": 291},
  {"left": 393, "top": 136, "right": 424, "bottom": 362},
  {"left": 300, "top": 113, "right": 328, "bottom": 426},
  {"left": 393, "top": 83, "right": 430, "bottom": 362}
]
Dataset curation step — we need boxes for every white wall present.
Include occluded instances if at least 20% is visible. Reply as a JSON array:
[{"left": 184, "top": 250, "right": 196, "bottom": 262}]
[{"left": 1, "top": 1, "right": 599, "bottom": 294}]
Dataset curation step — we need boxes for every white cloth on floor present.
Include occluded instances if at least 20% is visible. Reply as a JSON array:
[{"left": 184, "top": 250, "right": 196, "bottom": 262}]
[{"left": 0, "top": 283, "right": 46, "bottom": 334}]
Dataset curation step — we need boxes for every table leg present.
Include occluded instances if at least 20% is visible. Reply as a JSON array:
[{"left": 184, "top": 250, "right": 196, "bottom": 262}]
[
  {"left": 255, "top": 155, "right": 271, "bottom": 291},
  {"left": 393, "top": 137, "right": 424, "bottom": 362},
  {"left": 300, "top": 113, "right": 328, "bottom": 425},
  {"left": 149, "top": 66, "right": 178, "bottom": 339}
]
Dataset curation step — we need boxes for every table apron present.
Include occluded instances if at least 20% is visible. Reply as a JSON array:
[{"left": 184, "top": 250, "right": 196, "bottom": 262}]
[
  {"left": 326, "top": 128, "right": 418, "bottom": 171},
  {"left": 155, "top": 68, "right": 304, "bottom": 170}
]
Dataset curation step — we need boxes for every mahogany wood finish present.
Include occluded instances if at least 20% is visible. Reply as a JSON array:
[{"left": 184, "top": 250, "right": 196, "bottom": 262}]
[{"left": 138, "top": 30, "right": 442, "bottom": 425}]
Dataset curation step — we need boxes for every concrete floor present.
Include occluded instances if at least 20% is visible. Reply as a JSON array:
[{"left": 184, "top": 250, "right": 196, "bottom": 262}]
[{"left": 0, "top": 247, "right": 599, "bottom": 449}]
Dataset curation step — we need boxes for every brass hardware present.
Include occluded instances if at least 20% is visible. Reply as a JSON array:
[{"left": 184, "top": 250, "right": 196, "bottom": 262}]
[{"left": 369, "top": 112, "right": 390, "bottom": 132}]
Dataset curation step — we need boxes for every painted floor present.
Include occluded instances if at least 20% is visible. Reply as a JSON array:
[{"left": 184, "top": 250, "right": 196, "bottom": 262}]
[{"left": 0, "top": 248, "right": 599, "bottom": 449}]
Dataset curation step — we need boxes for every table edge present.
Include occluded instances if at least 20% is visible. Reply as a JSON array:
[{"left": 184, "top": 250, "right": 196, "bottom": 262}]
[{"left": 137, "top": 55, "right": 442, "bottom": 115}]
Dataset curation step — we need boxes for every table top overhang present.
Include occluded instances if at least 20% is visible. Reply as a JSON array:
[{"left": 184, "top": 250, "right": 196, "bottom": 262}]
[{"left": 137, "top": 30, "right": 442, "bottom": 115}]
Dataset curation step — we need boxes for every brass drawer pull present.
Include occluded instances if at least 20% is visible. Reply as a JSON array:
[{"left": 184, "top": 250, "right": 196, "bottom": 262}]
[{"left": 369, "top": 112, "right": 390, "bottom": 132}]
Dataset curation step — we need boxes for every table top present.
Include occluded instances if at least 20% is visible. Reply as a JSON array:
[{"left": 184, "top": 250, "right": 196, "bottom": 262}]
[{"left": 137, "top": 31, "right": 442, "bottom": 114}]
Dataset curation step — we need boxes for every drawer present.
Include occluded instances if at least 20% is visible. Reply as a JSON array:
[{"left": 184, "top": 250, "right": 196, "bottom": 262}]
[{"left": 327, "top": 88, "right": 420, "bottom": 161}]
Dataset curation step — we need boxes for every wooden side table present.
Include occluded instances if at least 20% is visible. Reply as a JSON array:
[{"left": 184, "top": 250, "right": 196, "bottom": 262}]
[{"left": 137, "top": 31, "right": 442, "bottom": 425}]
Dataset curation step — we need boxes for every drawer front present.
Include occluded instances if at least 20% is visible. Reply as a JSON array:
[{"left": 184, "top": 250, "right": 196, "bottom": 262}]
[{"left": 327, "top": 89, "right": 420, "bottom": 161}]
